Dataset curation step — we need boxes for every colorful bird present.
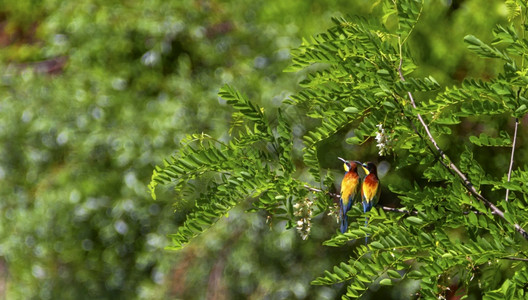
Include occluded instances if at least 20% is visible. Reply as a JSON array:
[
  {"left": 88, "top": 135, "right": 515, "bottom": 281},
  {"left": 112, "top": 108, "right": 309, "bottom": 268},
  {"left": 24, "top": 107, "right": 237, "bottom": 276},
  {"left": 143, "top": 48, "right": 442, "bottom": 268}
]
[
  {"left": 338, "top": 157, "right": 361, "bottom": 233},
  {"left": 360, "top": 162, "right": 381, "bottom": 243}
]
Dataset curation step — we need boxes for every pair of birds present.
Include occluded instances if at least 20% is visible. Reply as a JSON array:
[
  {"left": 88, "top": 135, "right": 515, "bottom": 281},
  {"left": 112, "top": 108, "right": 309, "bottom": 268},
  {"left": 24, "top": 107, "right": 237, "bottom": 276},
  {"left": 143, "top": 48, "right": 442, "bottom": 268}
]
[{"left": 338, "top": 158, "right": 380, "bottom": 234}]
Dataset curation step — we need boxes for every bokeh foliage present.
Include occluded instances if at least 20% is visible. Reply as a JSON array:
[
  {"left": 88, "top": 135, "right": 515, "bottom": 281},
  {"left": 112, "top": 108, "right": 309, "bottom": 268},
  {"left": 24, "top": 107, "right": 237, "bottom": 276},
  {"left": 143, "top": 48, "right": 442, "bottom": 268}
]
[{"left": 0, "top": 0, "right": 521, "bottom": 299}]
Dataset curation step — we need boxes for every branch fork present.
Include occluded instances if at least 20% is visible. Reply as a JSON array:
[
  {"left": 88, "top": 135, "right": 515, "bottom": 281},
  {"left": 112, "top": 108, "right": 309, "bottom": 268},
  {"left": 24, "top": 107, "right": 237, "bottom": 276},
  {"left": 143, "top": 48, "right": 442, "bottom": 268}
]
[{"left": 397, "top": 60, "right": 528, "bottom": 240}]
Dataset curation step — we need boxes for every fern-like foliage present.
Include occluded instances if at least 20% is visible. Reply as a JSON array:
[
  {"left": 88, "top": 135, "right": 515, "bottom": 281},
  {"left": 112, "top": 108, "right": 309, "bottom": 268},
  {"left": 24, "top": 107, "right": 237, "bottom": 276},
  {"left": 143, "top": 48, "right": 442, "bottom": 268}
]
[
  {"left": 149, "top": 85, "right": 300, "bottom": 249},
  {"left": 151, "top": 0, "right": 528, "bottom": 298}
]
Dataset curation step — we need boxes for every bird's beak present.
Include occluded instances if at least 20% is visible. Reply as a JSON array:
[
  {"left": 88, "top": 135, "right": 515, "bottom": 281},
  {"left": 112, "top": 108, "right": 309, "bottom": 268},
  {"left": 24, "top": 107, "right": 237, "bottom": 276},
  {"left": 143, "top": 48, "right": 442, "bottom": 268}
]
[
  {"left": 353, "top": 160, "right": 363, "bottom": 171},
  {"left": 338, "top": 157, "right": 346, "bottom": 163}
]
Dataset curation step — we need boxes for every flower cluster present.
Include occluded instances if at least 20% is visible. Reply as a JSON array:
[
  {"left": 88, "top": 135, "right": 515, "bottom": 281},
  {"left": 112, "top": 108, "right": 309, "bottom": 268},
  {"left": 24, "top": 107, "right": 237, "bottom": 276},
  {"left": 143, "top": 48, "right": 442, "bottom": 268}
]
[
  {"left": 375, "top": 123, "right": 393, "bottom": 156},
  {"left": 293, "top": 197, "right": 314, "bottom": 240},
  {"left": 327, "top": 203, "right": 340, "bottom": 224}
]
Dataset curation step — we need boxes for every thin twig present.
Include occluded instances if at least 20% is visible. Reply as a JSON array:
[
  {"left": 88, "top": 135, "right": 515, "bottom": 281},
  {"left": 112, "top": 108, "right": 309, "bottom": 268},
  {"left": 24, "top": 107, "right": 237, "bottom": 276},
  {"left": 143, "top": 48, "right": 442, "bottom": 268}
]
[
  {"left": 305, "top": 184, "right": 416, "bottom": 214},
  {"left": 397, "top": 59, "right": 528, "bottom": 240},
  {"left": 381, "top": 206, "right": 417, "bottom": 215},
  {"left": 505, "top": 118, "right": 519, "bottom": 202},
  {"left": 503, "top": 256, "right": 528, "bottom": 262},
  {"left": 304, "top": 185, "right": 339, "bottom": 198},
  {"left": 303, "top": 185, "right": 497, "bottom": 215},
  {"left": 395, "top": 95, "right": 458, "bottom": 179}
]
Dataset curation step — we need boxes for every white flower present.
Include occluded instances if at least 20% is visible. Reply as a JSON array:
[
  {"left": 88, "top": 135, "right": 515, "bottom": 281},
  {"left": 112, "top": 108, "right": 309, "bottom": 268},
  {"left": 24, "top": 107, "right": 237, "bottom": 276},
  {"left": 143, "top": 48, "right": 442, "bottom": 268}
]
[
  {"left": 375, "top": 123, "right": 393, "bottom": 156},
  {"left": 294, "top": 197, "right": 315, "bottom": 240}
]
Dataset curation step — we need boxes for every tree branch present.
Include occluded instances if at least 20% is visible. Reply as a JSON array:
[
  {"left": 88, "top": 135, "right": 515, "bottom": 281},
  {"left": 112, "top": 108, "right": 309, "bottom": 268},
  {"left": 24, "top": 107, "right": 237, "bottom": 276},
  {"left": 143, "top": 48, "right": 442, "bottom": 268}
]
[
  {"left": 395, "top": 95, "right": 458, "bottom": 179},
  {"left": 505, "top": 118, "right": 519, "bottom": 202},
  {"left": 303, "top": 185, "right": 497, "bottom": 216},
  {"left": 397, "top": 61, "right": 528, "bottom": 240},
  {"left": 305, "top": 184, "right": 415, "bottom": 213},
  {"left": 503, "top": 256, "right": 528, "bottom": 262},
  {"left": 304, "top": 185, "right": 336, "bottom": 197}
]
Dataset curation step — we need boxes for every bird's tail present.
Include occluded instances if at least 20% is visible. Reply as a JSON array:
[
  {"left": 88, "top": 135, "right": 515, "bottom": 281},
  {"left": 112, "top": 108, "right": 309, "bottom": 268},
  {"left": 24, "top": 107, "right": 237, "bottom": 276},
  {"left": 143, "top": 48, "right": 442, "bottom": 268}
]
[
  {"left": 339, "top": 199, "right": 348, "bottom": 233},
  {"left": 340, "top": 217, "right": 348, "bottom": 234},
  {"left": 363, "top": 201, "right": 372, "bottom": 244}
]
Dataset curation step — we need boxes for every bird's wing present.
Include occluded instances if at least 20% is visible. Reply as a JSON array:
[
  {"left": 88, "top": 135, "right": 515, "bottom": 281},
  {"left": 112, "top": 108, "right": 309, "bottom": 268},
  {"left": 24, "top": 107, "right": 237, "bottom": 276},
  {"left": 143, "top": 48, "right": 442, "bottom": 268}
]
[
  {"left": 341, "top": 172, "right": 359, "bottom": 207},
  {"left": 373, "top": 183, "right": 381, "bottom": 207},
  {"left": 354, "top": 176, "right": 362, "bottom": 204}
]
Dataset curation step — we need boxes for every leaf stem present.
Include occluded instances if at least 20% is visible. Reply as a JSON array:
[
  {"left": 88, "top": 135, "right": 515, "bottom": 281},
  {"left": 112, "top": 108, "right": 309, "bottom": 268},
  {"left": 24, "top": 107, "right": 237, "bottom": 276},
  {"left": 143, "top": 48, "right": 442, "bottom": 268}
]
[{"left": 505, "top": 118, "right": 519, "bottom": 202}]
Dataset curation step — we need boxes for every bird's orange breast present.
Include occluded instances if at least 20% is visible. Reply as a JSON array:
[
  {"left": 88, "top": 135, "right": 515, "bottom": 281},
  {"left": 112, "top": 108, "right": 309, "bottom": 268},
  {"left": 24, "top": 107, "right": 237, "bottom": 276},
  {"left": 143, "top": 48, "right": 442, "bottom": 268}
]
[
  {"left": 341, "top": 171, "right": 359, "bottom": 202},
  {"left": 362, "top": 175, "right": 379, "bottom": 203}
]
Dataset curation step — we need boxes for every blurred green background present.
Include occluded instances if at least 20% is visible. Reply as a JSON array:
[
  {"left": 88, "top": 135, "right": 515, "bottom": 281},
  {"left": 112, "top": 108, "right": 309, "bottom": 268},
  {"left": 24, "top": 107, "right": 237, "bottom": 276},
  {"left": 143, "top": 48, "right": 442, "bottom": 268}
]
[{"left": 0, "top": 0, "right": 512, "bottom": 299}]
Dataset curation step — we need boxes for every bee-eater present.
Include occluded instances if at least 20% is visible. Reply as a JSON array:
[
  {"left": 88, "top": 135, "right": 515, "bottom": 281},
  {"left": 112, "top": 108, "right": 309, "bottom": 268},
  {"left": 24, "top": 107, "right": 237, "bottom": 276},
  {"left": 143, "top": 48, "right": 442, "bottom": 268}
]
[
  {"left": 338, "top": 157, "right": 361, "bottom": 233},
  {"left": 360, "top": 162, "right": 380, "bottom": 243}
]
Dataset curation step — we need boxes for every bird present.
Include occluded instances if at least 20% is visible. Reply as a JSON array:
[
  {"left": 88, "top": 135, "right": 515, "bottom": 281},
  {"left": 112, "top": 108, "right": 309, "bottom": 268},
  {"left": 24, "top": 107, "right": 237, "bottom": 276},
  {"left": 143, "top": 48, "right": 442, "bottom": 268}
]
[
  {"left": 338, "top": 157, "right": 361, "bottom": 233},
  {"left": 360, "top": 162, "right": 381, "bottom": 243}
]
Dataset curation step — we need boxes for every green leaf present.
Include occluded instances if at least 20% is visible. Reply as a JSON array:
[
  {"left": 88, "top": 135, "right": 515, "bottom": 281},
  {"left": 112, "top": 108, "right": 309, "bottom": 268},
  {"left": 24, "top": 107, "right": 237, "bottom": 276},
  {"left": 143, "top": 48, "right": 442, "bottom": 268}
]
[
  {"left": 370, "top": 241, "right": 384, "bottom": 249},
  {"left": 407, "top": 270, "right": 424, "bottom": 279},
  {"left": 469, "top": 132, "right": 512, "bottom": 147},
  {"left": 379, "top": 278, "right": 392, "bottom": 286},
  {"left": 464, "top": 35, "right": 510, "bottom": 61},
  {"left": 387, "top": 270, "right": 402, "bottom": 279},
  {"left": 468, "top": 212, "right": 478, "bottom": 226},
  {"left": 406, "top": 216, "right": 424, "bottom": 225},
  {"left": 346, "top": 136, "right": 362, "bottom": 145},
  {"left": 344, "top": 107, "right": 359, "bottom": 113},
  {"left": 515, "top": 104, "right": 528, "bottom": 116}
]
